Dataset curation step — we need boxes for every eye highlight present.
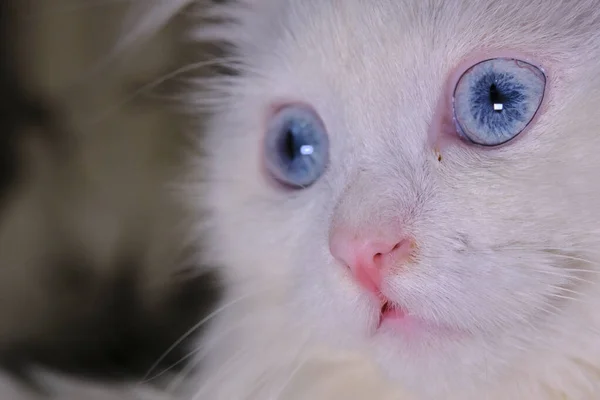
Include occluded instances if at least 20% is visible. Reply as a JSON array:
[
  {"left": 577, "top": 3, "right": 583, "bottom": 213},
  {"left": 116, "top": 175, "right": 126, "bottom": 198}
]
[
  {"left": 264, "top": 105, "right": 329, "bottom": 188},
  {"left": 453, "top": 58, "right": 546, "bottom": 146}
]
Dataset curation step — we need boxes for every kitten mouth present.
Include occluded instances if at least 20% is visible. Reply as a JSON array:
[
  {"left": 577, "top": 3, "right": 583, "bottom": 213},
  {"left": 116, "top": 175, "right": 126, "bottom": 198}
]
[
  {"left": 378, "top": 300, "right": 407, "bottom": 327},
  {"left": 381, "top": 301, "right": 393, "bottom": 314},
  {"left": 376, "top": 300, "right": 464, "bottom": 339}
]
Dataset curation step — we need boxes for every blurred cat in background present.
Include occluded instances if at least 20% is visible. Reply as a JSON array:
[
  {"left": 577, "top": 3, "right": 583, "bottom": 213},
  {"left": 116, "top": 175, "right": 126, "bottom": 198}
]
[{"left": 0, "top": 1, "right": 219, "bottom": 398}]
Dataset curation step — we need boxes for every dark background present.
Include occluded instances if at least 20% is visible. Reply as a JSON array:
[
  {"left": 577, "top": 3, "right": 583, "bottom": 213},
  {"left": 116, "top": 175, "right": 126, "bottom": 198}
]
[{"left": 0, "top": 0, "right": 220, "bottom": 390}]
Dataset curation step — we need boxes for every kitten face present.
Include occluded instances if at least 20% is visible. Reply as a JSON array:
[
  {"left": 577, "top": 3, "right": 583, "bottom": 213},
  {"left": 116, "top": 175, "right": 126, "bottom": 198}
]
[{"left": 197, "top": 0, "right": 600, "bottom": 397}]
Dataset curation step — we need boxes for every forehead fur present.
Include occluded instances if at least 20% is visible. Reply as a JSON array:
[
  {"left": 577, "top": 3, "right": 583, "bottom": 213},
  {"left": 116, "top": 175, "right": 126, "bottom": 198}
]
[
  {"left": 196, "top": 0, "right": 600, "bottom": 62},
  {"left": 195, "top": 0, "right": 600, "bottom": 194},
  {"left": 194, "top": 0, "right": 600, "bottom": 165}
]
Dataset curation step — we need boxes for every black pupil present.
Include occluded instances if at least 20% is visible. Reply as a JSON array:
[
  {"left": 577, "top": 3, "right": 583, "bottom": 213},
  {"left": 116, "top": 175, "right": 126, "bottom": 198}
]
[
  {"left": 284, "top": 129, "right": 298, "bottom": 160},
  {"left": 489, "top": 83, "right": 505, "bottom": 112}
]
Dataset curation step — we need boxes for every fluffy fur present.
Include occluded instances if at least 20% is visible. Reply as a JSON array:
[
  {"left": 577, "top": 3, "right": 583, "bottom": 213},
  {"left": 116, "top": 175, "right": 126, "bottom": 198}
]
[{"left": 182, "top": 0, "right": 600, "bottom": 399}]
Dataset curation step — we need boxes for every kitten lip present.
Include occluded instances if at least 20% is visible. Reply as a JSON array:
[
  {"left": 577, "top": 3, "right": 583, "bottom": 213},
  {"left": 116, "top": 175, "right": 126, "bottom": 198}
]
[
  {"left": 376, "top": 301, "right": 433, "bottom": 336},
  {"left": 376, "top": 299, "right": 462, "bottom": 338}
]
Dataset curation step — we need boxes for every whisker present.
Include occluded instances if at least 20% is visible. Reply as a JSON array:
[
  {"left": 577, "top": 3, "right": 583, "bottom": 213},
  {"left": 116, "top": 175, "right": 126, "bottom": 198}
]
[
  {"left": 143, "top": 301, "right": 284, "bottom": 386},
  {"left": 546, "top": 293, "right": 582, "bottom": 303},
  {"left": 532, "top": 269, "right": 596, "bottom": 286},
  {"left": 141, "top": 346, "right": 201, "bottom": 384},
  {"left": 543, "top": 253, "right": 599, "bottom": 264},
  {"left": 183, "top": 311, "right": 307, "bottom": 399},
  {"left": 140, "top": 287, "right": 266, "bottom": 383},
  {"left": 548, "top": 284, "right": 588, "bottom": 298},
  {"left": 165, "top": 347, "right": 208, "bottom": 397},
  {"left": 499, "top": 245, "right": 600, "bottom": 259},
  {"left": 156, "top": 315, "right": 262, "bottom": 395},
  {"left": 271, "top": 341, "right": 313, "bottom": 400},
  {"left": 559, "top": 267, "right": 600, "bottom": 275},
  {"left": 83, "top": 59, "right": 240, "bottom": 126}
]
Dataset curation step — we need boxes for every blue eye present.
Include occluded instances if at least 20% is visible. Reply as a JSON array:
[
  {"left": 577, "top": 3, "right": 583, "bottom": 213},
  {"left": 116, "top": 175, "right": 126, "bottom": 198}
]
[
  {"left": 264, "top": 105, "right": 329, "bottom": 188},
  {"left": 453, "top": 58, "right": 546, "bottom": 146}
]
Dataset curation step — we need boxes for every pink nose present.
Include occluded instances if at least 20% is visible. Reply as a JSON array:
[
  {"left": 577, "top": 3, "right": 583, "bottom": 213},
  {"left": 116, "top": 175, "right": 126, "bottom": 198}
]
[{"left": 329, "top": 229, "right": 412, "bottom": 296}]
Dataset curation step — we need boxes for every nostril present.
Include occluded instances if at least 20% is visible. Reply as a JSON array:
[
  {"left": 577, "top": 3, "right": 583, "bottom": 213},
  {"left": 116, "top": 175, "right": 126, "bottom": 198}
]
[
  {"left": 372, "top": 252, "right": 383, "bottom": 268},
  {"left": 393, "top": 238, "right": 414, "bottom": 256},
  {"left": 374, "top": 238, "right": 415, "bottom": 269}
]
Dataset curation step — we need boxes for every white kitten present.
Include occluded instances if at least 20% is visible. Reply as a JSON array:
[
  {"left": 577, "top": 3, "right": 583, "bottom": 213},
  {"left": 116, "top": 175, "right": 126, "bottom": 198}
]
[{"left": 184, "top": 0, "right": 600, "bottom": 399}]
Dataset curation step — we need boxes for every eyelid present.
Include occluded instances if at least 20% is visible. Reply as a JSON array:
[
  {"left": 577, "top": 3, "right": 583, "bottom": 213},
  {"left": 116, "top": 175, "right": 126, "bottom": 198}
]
[{"left": 446, "top": 50, "right": 550, "bottom": 98}]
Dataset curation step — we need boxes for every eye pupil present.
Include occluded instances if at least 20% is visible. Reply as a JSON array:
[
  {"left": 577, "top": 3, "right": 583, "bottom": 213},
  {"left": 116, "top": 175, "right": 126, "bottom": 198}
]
[
  {"left": 489, "top": 83, "right": 505, "bottom": 113},
  {"left": 283, "top": 129, "right": 297, "bottom": 160}
]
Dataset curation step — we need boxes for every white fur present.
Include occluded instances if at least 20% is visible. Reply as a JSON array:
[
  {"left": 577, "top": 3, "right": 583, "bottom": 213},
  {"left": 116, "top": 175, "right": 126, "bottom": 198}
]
[{"left": 183, "top": 0, "right": 600, "bottom": 399}]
